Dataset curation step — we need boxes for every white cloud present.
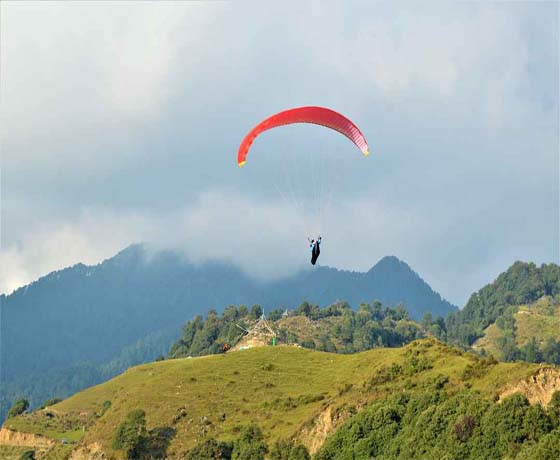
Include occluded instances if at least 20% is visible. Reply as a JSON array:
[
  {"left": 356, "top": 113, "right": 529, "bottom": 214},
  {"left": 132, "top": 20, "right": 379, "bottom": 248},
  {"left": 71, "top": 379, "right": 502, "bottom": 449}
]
[
  {"left": 0, "top": 208, "right": 156, "bottom": 294},
  {"left": 0, "top": 190, "right": 431, "bottom": 296},
  {"left": 0, "top": 1, "right": 219, "bottom": 171},
  {"left": 0, "top": 2, "right": 557, "bottom": 305}
]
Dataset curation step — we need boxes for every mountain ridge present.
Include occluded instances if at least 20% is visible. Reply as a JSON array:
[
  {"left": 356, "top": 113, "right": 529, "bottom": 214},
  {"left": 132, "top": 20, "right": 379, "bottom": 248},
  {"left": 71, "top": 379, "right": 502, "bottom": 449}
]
[{"left": 0, "top": 244, "right": 456, "bottom": 422}]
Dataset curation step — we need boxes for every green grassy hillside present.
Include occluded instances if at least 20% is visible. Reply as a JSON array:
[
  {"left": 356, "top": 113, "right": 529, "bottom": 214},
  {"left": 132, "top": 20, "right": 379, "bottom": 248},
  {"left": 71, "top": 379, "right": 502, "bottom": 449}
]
[
  {"left": 445, "top": 262, "right": 559, "bottom": 346},
  {"left": 473, "top": 296, "right": 560, "bottom": 359},
  {"left": 3, "top": 339, "right": 547, "bottom": 460}
]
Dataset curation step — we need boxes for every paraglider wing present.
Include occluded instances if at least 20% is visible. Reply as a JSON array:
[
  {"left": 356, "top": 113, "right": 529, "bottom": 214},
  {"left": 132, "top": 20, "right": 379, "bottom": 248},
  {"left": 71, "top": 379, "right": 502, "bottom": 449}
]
[{"left": 237, "top": 106, "right": 370, "bottom": 166}]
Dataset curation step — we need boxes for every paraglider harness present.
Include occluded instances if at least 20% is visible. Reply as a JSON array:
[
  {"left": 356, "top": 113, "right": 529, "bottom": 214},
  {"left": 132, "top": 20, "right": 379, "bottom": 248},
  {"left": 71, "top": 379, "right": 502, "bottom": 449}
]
[{"left": 309, "top": 236, "right": 322, "bottom": 265}]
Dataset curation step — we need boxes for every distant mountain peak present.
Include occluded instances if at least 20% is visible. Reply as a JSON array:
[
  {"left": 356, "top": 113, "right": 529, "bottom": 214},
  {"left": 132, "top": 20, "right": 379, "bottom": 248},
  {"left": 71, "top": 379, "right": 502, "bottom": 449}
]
[{"left": 367, "top": 256, "right": 420, "bottom": 280}]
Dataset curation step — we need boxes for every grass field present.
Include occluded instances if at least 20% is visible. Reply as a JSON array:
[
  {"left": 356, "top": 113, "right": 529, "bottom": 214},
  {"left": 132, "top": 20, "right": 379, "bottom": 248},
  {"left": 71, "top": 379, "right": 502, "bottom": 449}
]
[{"left": 3, "top": 339, "right": 540, "bottom": 459}]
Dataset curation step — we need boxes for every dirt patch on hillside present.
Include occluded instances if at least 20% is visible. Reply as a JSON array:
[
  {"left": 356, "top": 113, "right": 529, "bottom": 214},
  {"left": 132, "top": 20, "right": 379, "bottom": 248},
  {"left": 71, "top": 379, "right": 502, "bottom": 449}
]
[
  {"left": 0, "top": 427, "right": 55, "bottom": 448},
  {"left": 69, "top": 442, "right": 106, "bottom": 460},
  {"left": 297, "top": 403, "right": 358, "bottom": 454},
  {"left": 499, "top": 367, "right": 560, "bottom": 406}
]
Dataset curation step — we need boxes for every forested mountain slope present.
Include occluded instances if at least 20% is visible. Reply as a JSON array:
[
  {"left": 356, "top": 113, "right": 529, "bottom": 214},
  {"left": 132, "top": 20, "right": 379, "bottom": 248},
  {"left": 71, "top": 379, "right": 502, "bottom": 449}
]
[{"left": 0, "top": 245, "right": 455, "bottom": 422}]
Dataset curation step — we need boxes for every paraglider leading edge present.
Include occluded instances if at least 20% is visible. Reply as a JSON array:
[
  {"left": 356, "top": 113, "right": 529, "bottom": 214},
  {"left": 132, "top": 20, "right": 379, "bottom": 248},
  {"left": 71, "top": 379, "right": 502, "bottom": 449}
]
[{"left": 237, "top": 106, "right": 370, "bottom": 166}]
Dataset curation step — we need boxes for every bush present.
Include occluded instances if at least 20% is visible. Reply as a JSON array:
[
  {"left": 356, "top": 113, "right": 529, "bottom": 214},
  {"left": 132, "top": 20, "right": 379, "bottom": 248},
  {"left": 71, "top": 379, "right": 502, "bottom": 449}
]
[
  {"left": 38, "top": 398, "right": 62, "bottom": 410},
  {"left": 8, "top": 399, "right": 29, "bottom": 418},
  {"left": 270, "top": 440, "right": 310, "bottom": 460},
  {"left": 112, "top": 409, "right": 147, "bottom": 459},
  {"left": 186, "top": 437, "right": 233, "bottom": 460},
  {"left": 100, "top": 400, "right": 112, "bottom": 416},
  {"left": 317, "top": 388, "right": 560, "bottom": 460},
  {"left": 432, "top": 374, "right": 449, "bottom": 390},
  {"left": 454, "top": 415, "right": 476, "bottom": 442},
  {"left": 19, "top": 451, "right": 36, "bottom": 460},
  {"left": 232, "top": 424, "right": 268, "bottom": 460},
  {"left": 366, "top": 363, "right": 402, "bottom": 389}
]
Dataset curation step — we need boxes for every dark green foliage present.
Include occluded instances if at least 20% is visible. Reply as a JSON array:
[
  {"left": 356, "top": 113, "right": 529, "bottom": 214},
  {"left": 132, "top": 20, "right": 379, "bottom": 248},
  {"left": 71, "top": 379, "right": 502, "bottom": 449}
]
[
  {"left": 503, "top": 337, "right": 560, "bottom": 366},
  {"left": 269, "top": 440, "right": 310, "bottom": 460},
  {"left": 366, "top": 363, "right": 403, "bottom": 389},
  {"left": 38, "top": 398, "right": 62, "bottom": 410},
  {"left": 461, "top": 355, "right": 498, "bottom": 380},
  {"left": 446, "top": 262, "right": 560, "bottom": 346},
  {"left": 100, "top": 400, "right": 112, "bottom": 416},
  {"left": 7, "top": 398, "right": 29, "bottom": 418},
  {"left": 422, "top": 313, "right": 447, "bottom": 341},
  {"left": 317, "top": 390, "right": 560, "bottom": 460},
  {"left": 542, "top": 339, "right": 560, "bottom": 364},
  {"left": 169, "top": 301, "right": 426, "bottom": 359},
  {"left": 316, "top": 401, "right": 403, "bottom": 459},
  {"left": 19, "top": 451, "right": 36, "bottom": 460},
  {"left": 143, "top": 426, "right": 176, "bottom": 459},
  {"left": 112, "top": 409, "right": 147, "bottom": 459},
  {"left": 549, "top": 391, "right": 560, "bottom": 426},
  {"left": 169, "top": 308, "right": 244, "bottom": 358},
  {"left": 267, "top": 309, "right": 285, "bottom": 321},
  {"left": 431, "top": 374, "right": 450, "bottom": 390},
  {"left": 186, "top": 437, "right": 233, "bottom": 460},
  {"left": 403, "top": 348, "right": 433, "bottom": 375},
  {"left": 250, "top": 305, "right": 263, "bottom": 319},
  {"left": 517, "top": 429, "right": 560, "bottom": 460},
  {"left": 453, "top": 415, "right": 476, "bottom": 442},
  {"left": 492, "top": 336, "right": 560, "bottom": 366},
  {"left": 231, "top": 424, "right": 268, "bottom": 460}
]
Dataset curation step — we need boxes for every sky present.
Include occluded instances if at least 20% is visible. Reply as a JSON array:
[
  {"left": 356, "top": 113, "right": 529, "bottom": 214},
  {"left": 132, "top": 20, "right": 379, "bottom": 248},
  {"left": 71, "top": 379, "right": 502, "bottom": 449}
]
[{"left": 0, "top": 1, "right": 558, "bottom": 306}]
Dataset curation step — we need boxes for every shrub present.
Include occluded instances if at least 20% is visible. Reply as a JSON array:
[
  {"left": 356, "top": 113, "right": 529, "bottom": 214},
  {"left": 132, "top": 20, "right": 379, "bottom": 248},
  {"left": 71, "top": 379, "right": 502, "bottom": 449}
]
[
  {"left": 186, "top": 437, "right": 233, "bottom": 460},
  {"left": 8, "top": 399, "right": 29, "bottom": 418},
  {"left": 366, "top": 363, "right": 403, "bottom": 389},
  {"left": 19, "top": 451, "right": 36, "bottom": 460},
  {"left": 432, "top": 374, "right": 449, "bottom": 390},
  {"left": 38, "top": 398, "right": 62, "bottom": 410},
  {"left": 99, "top": 400, "right": 112, "bottom": 417},
  {"left": 232, "top": 424, "right": 268, "bottom": 460},
  {"left": 454, "top": 415, "right": 476, "bottom": 442},
  {"left": 270, "top": 440, "right": 310, "bottom": 460},
  {"left": 112, "top": 409, "right": 147, "bottom": 459}
]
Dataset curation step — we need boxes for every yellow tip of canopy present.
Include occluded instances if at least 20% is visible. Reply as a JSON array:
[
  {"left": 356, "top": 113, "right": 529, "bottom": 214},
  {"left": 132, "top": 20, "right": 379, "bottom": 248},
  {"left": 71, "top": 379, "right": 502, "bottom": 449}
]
[
  {"left": 363, "top": 149, "right": 370, "bottom": 156},
  {"left": 238, "top": 161, "right": 246, "bottom": 167}
]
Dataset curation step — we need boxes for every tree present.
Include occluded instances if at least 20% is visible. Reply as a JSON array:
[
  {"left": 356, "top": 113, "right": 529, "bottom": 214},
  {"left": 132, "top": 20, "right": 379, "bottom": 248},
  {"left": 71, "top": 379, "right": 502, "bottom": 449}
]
[
  {"left": 549, "top": 391, "right": 560, "bottom": 425},
  {"left": 520, "top": 338, "right": 542, "bottom": 363},
  {"left": 232, "top": 424, "right": 268, "bottom": 460},
  {"left": 422, "top": 312, "right": 433, "bottom": 329},
  {"left": 19, "top": 451, "right": 36, "bottom": 460},
  {"left": 38, "top": 398, "right": 62, "bottom": 409},
  {"left": 270, "top": 440, "right": 310, "bottom": 460},
  {"left": 187, "top": 438, "right": 233, "bottom": 460},
  {"left": 523, "top": 404, "right": 552, "bottom": 441},
  {"left": 251, "top": 305, "right": 263, "bottom": 319},
  {"left": 268, "top": 308, "right": 284, "bottom": 321},
  {"left": 542, "top": 339, "right": 560, "bottom": 365},
  {"left": 8, "top": 399, "right": 29, "bottom": 418},
  {"left": 394, "top": 304, "right": 409, "bottom": 320},
  {"left": 296, "top": 302, "right": 312, "bottom": 318},
  {"left": 112, "top": 409, "right": 147, "bottom": 459}
]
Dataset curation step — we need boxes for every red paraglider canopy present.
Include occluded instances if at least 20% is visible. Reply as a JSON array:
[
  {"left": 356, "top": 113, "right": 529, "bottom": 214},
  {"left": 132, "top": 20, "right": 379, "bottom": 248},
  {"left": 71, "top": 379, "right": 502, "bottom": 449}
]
[{"left": 237, "top": 106, "right": 369, "bottom": 166}]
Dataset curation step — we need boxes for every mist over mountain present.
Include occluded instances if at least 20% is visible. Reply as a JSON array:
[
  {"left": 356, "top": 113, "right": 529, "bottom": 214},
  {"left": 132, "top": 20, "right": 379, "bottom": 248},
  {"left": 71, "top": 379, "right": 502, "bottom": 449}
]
[{"left": 0, "top": 244, "right": 455, "bottom": 420}]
